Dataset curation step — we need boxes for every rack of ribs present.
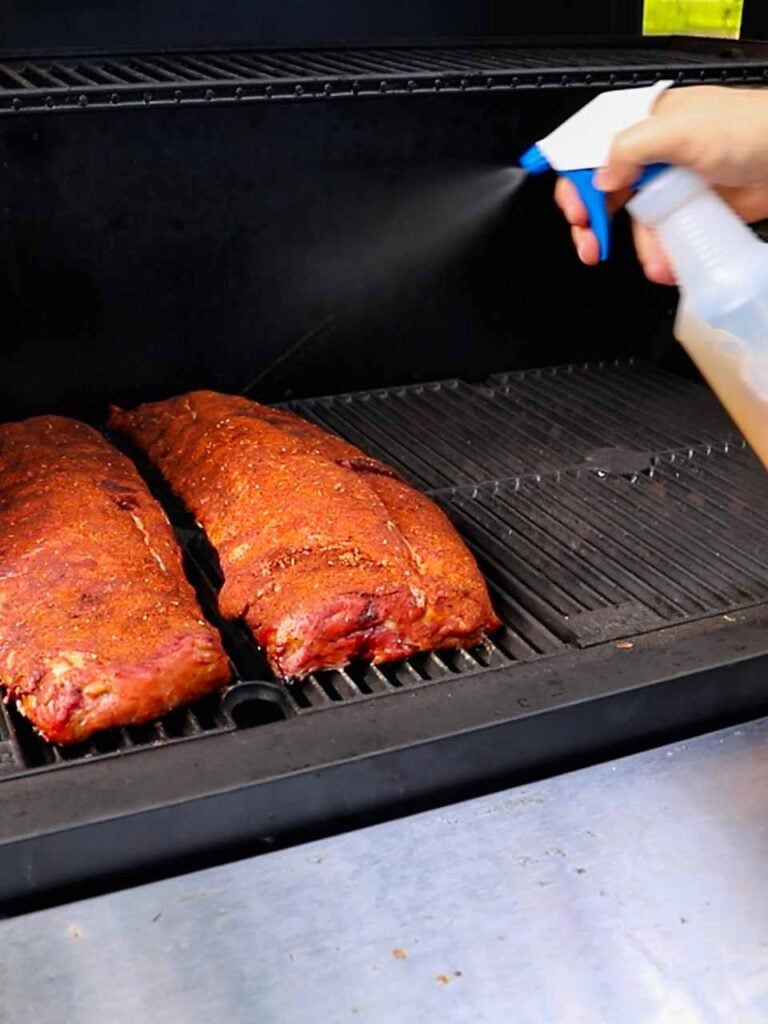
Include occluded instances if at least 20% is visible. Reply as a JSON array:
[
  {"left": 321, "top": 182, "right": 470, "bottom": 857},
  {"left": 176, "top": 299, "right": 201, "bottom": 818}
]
[
  {"left": 110, "top": 391, "right": 499, "bottom": 678},
  {"left": 0, "top": 416, "right": 230, "bottom": 743}
]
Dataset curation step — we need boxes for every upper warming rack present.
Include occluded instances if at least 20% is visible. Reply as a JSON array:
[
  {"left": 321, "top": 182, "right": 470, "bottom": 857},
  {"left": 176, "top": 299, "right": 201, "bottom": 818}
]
[{"left": 0, "top": 42, "right": 767, "bottom": 114}]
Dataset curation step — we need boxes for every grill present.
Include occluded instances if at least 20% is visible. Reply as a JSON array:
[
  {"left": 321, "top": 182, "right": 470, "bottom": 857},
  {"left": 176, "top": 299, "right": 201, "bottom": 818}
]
[
  {"left": 3, "top": 360, "right": 768, "bottom": 776},
  {"left": 0, "top": 41, "right": 766, "bottom": 113},
  {"left": 5, "top": 20, "right": 768, "bottom": 910},
  {"left": 6, "top": 362, "right": 768, "bottom": 907}
]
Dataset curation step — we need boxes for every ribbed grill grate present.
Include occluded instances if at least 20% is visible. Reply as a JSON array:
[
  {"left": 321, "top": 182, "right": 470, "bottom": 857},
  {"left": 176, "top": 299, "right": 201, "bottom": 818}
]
[
  {"left": 6, "top": 683, "right": 239, "bottom": 771},
  {"left": 445, "top": 446, "right": 768, "bottom": 647},
  {"left": 296, "top": 361, "right": 738, "bottom": 491},
  {"left": 4, "top": 359, "right": 768, "bottom": 776},
  {"left": 0, "top": 43, "right": 766, "bottom": 113}
]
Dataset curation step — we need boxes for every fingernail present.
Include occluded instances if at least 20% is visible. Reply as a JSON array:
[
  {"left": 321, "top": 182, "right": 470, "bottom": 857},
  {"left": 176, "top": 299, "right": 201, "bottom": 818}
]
[
  {"left": 645, "top": 260, "right": 670, "bottom": 285},
  {"left": 594, "top": 169, "right": 614, "bottom": 191},
  {"left": 576, "top": 242, "right": 587, "bottom": 263}
]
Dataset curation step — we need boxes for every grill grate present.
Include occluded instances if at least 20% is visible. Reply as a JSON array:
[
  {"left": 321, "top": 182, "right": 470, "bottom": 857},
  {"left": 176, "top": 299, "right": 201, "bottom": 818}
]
[
  {"left": 7, "top": 680, "right": 240, "bottom": 771},
  {"left": 4, "top": 359, "right": 768, "bottom": 777},
  {"left": 445, "top": 447, "right": 768, "bottom": 647},
  {"left": 0, "top": 42, "right": 766, "bottom": 114},
  {"left": 295, "top": 361, "right": 738, "bottom": 491}
]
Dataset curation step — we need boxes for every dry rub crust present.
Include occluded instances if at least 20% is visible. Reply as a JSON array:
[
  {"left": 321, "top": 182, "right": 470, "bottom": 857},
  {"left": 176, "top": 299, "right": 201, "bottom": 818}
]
[
  {"left": 110, "top": 391, "right": 500, "bottom": 677},
  {"left": 0, "top": 416, "right": 230, "bottom": 743}
]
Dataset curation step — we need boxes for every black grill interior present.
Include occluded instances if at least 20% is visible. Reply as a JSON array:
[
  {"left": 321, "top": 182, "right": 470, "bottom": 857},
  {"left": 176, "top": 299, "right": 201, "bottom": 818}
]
[
  {"left": 0, "top": 41, "right": 766, "bottom": 113},
  {"left": 4, "top": 11, "right": 768, "bottom": 909},
  {"left": 3, "top": 359, "right": 768, "bottom": 780}
]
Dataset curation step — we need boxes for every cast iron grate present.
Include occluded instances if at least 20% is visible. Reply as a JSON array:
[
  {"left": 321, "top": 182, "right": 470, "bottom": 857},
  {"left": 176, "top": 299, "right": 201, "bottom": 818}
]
[
  {"left": 445, "top": 445, "right": 768, "bottom": 647},
  {"left": 3, "top": 359, "right": 768, "bottom": 777},
  {"left": 484, "top": 361, "right": 739, "bottom": 480},
  {"left": 295, "top": 360, "right": 738, "bottom": 491},
  {"left": 0, "top": 42, "right": 766, "bottom": 114}
]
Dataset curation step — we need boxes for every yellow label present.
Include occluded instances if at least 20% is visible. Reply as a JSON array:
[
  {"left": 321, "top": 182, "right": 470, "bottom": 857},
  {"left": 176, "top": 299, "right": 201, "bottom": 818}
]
[{"left": 643, "top": 0, "right": 744, "bottom": 38}]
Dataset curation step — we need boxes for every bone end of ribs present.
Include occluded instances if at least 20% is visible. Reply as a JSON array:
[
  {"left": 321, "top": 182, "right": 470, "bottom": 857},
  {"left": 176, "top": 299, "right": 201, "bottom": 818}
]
[{"left": 0, "top": 416, "right": 230, "bottom": 744}]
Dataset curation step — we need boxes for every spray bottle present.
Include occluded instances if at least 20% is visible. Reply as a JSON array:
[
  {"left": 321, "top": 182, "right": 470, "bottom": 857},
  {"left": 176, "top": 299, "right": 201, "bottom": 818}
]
[{"left": 520, "top": 82, "right": 768, "bottom": 470}]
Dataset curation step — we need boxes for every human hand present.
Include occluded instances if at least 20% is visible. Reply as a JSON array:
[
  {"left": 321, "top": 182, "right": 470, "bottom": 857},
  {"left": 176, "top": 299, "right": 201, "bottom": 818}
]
[{"left": 554, "top": 85, "right": 768, "bottom": 284}]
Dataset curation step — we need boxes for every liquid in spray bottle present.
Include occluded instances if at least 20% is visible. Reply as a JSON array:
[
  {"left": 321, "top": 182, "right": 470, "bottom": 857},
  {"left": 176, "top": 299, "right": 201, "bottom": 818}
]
[{"left": 629, "top": 167, "right": 768, "bottom": 468}]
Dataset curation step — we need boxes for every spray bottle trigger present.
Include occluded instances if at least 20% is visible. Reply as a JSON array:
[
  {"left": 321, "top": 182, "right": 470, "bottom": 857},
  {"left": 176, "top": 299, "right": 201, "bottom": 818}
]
[
  {"left": 562, "top": 168, "right": 611, "bottom": 262},
  {"left": 560, "top": 163, "right": 669, "bottom": 262}
]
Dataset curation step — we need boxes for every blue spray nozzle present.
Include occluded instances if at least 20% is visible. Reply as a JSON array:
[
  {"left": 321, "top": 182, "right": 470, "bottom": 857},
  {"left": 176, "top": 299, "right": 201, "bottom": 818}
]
[
  {"left": 519, "top": 145, "right": 612, "bottom": 260},
  {"left": 518, "top": 144, "right": 671, "bottom": 262},
  {"left": 520, "top": 144, "right": 550, "bottom": 175}
]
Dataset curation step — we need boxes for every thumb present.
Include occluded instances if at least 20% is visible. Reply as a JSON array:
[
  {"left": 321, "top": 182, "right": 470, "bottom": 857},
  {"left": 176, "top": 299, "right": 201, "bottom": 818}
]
[{"left": 595, "top": 117, "right": 688, "bottom": 192}]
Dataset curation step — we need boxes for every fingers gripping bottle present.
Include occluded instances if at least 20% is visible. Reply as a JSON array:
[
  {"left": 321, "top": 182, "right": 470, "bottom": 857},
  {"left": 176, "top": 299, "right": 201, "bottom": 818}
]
[{"left": 521, "top": 83, "right": 768, "bottom": 470}]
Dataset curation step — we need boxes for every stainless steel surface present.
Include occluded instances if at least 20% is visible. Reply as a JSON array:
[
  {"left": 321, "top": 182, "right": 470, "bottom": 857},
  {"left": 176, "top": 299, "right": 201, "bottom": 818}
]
[{"left": 4, "top": 721, "right": 768, "bottom": 1024}]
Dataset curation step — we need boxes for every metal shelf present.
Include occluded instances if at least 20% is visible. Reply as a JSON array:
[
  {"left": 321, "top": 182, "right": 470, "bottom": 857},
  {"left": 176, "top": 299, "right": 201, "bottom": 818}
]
[{"left": 0, "top": 42, "right": 767, "bottom": 114}]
